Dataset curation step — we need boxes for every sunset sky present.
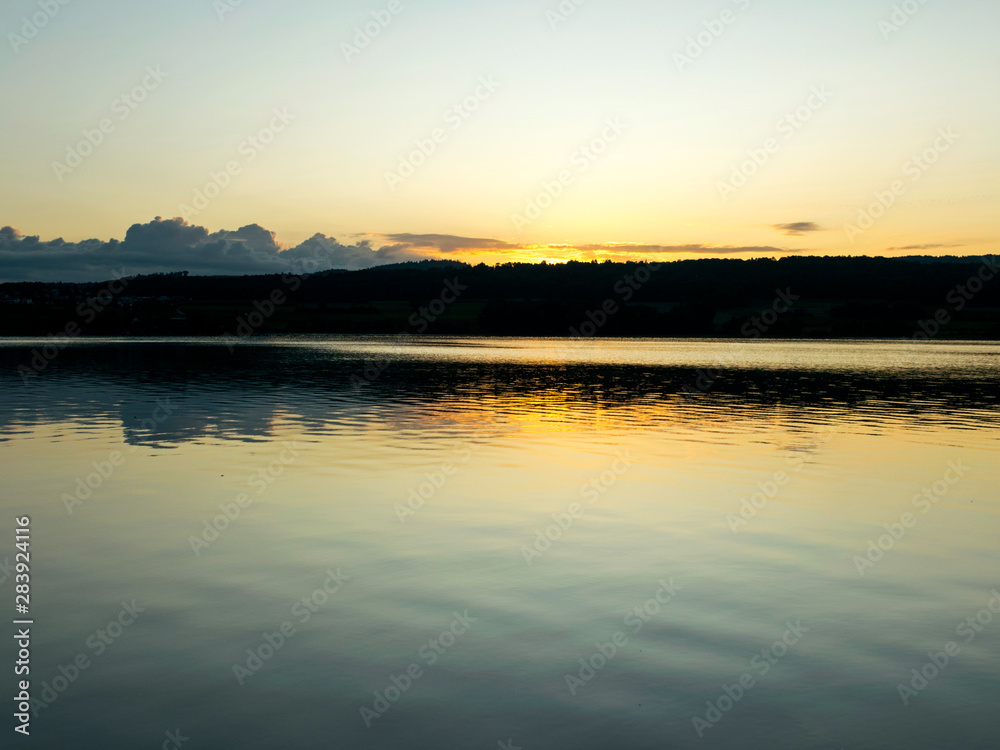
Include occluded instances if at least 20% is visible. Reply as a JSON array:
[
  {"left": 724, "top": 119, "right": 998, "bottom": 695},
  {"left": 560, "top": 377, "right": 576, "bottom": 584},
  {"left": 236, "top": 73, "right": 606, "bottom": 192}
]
[{"left": 2, "top": 0, "right": 998, "bottom": 277}]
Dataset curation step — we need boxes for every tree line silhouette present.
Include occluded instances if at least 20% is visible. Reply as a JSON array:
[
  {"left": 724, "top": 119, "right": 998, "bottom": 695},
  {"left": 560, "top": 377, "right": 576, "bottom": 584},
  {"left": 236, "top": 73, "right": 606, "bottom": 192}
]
[{"left": 1, "top": 256, "right": 998, "bottom": 338}]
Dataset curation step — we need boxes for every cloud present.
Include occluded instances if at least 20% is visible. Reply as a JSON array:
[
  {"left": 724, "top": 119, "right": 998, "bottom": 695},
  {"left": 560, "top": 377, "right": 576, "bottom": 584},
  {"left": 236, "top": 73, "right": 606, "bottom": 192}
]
[
  {"left": 0, "top": 222, "right": 806, "bottom": 282},
  {"left": 0, "top": 218, "right": 432, "bottom": 282},
  {"left": 378, "top": 233, "right": 522, "bottom": 254},
  {"left": 772, "top": 222, "right": 823, "bottom": 236},
  {"left": 886, "top": 243, "right": 966, "bottom": 251},
  {"left": 379, "top": 235, "right": 798, "bottom": 258},
  {"left": 574, "top": 243, "right": 799, "bottom": 256}
]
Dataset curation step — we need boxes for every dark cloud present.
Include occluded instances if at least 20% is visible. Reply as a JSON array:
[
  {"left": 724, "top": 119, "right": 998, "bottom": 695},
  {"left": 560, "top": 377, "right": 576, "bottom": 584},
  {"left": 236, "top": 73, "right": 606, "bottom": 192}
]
[
  {"left": 772, "top": 222, "right": 823, "bottom": 236},
  {"left": 379, "top": 233, "right": 521, "bottom": 254},
  {"left": 0, "top": 218, "right": 432, "bottom": 282}
]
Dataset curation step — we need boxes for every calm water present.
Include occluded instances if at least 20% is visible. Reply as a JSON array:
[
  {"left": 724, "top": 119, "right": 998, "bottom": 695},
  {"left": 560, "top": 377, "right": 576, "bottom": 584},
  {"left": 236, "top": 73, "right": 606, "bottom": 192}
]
[{"left": 1, "top": 337, "right": 998, "bottom": 749}]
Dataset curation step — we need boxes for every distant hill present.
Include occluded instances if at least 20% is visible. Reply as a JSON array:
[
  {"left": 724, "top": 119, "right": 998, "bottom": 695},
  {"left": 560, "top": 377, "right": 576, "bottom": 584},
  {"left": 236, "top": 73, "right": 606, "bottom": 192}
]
[{"left": 366, "top": 259, "right": 471, "bottom": 272}]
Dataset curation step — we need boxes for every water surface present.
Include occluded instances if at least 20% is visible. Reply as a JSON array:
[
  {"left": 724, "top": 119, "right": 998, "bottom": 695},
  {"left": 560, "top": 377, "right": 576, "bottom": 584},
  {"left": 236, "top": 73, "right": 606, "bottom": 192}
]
[{"left": 1, "top": 337, "right": 998, "bottom": 749}]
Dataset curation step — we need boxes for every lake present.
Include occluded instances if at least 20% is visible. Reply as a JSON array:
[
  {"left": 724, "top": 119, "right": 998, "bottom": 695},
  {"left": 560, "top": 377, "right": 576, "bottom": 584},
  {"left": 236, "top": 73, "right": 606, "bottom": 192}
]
[{"left": 1, "top": 337, "right": 998, "bottom": 749}]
